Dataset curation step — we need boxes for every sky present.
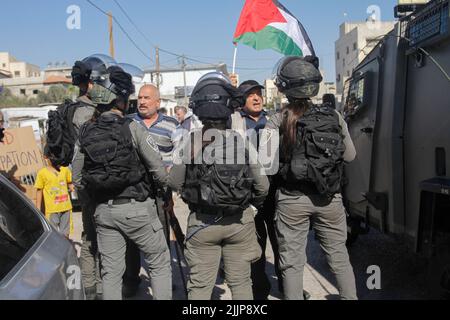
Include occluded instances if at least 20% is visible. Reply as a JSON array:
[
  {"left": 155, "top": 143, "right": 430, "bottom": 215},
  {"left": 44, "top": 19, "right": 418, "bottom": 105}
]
[{"left": 0, "top": 0, "right": 398, "bottom": 83}]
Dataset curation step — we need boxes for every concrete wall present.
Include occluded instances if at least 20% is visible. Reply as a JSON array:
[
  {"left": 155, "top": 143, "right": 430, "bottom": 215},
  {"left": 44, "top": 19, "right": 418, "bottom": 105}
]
[
  {"left": 0, "top": 52, "right": 41, "bottom": 78},
  {"left": 0, "top": 52, "right": 15, "bottom": 72},
  {"left": 264, "top": 79, "right": 277, "bottom": 105},
  {"left": 44, "top": 67, "right": 72, "bottom": 79},
  {"left": 335, "top": 21, "right": 395, "bottom": 95},
  {"left": 9, "top": 62, "right": 40, "bottom": 78},
  {"left": 0, "top": 76, "right": 46, "bottom": 97}
]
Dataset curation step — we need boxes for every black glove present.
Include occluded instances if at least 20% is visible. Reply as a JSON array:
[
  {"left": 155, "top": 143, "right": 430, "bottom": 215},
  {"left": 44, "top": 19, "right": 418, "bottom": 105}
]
[
  {"left": 0, "top": 128, "right": 4, "bottom": 143},
  {"left": 72, "top": 61, "right": 92, "bottom": 85}
]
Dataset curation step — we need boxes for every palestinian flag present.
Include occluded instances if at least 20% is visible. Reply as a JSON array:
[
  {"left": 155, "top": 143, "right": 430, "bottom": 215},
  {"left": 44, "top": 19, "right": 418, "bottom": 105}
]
[{"left": 233, "top": 0, "right": 315, "bottom": 57}]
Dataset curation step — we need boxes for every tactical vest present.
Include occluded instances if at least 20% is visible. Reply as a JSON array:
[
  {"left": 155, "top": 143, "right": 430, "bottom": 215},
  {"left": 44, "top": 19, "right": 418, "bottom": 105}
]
[
  {"left": 279, "top": 105, "right": 346, "bottom": 197},
  {"left": 80, "top": 113, "right": 151, "bottom": 203},
  {"left": 182, "top": 133, "right": 254, "bottom": 214}
]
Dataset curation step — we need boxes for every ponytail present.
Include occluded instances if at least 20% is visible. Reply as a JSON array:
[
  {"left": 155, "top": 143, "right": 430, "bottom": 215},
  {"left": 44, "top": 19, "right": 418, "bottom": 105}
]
[{"left": 280, "top": 99, "right": 310, "bottom": 160}]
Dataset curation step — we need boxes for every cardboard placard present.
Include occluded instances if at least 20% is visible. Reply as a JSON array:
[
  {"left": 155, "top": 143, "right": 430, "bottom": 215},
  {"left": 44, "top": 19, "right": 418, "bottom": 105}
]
[{"left": 0, "top": 126, "right": 45, "bottom": 177}]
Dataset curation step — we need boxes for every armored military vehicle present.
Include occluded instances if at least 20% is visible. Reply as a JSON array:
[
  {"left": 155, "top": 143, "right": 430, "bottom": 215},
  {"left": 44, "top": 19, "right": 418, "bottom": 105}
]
[{"left": 342, "top": 0, "right": 450, "bottom": 294}]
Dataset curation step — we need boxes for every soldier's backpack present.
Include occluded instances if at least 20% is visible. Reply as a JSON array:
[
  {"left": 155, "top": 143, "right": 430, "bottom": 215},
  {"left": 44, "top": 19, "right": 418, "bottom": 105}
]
[
  {"left": 281, "top": 105, "right": 346, "bottom": 196},
  {"left": 79, "top": 114, "right": 149, "bottom": 202},
  {"left": 46, "top": 99, "right": 81, "bottom": 167},
  {"left": 182, "top": 134, "right": 254, "bottom": 213}
]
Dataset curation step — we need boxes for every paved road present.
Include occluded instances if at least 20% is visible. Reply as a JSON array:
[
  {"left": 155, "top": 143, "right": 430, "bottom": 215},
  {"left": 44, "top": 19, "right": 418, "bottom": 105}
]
[{"left": 71, "top": 195, "right": 443, "bottom": 300}]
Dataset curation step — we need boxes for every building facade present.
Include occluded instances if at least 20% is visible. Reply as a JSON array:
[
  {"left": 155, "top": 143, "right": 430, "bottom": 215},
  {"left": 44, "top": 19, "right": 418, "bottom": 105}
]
[
  {"left": 0, "top": 54, "right": 74, "bottom": 99},
  {"left": 0, "top": 52, "right": 40, "bottom": 79},
  {"left": 335, "top": 20, "right": 396, "bottom": 95}
]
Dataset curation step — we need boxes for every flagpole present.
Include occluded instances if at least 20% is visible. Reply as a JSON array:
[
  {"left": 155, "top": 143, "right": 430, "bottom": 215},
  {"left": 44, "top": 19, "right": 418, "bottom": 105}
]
[{"left": 232, "top": 44, "right": 238, "bottom": 75}]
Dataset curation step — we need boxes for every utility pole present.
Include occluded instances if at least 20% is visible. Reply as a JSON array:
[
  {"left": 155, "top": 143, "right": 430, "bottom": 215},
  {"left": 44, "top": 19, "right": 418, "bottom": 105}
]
[
  {"left": 155, "top": 46, "right": 160, "bottom": 89},
  {"left": 108, "top": 12, "right": 115, "bottom": 59},
  {"left": 182, "top": 55, "right": 188, "bottom": 107}
]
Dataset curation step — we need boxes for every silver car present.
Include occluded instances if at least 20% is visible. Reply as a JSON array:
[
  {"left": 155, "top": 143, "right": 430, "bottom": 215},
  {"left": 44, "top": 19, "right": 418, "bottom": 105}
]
[{"left": 0, "top": 175, "right": 84, "bottom": 300}]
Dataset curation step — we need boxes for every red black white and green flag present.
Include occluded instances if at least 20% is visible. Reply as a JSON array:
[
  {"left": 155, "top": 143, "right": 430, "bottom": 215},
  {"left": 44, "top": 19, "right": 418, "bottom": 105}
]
[{"left": 233, "top": 0, "right": 315, "bottom": 57}]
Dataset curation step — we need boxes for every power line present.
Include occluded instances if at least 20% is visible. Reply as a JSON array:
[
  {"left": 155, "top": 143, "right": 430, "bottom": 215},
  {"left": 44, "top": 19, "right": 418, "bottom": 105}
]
[
  {"left": 86, "top": 0, "right": 276, "bottom": 74},
  {"left": 85, "top": 0, "right": 154, "bottom": 63},
  {"left": 110, "top": 0, "right": 228, "bottom": 68},
  {"left": 110, "top": 0, "right": 201, "bottom": 64},
  {"left": 113, "top": 0, "right": 157, "bottom": 48}
]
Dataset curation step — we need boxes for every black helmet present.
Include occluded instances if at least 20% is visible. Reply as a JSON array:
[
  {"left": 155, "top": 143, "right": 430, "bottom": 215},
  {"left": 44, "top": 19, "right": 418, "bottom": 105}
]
[
  {"left": 189, "top": 72, "right": 241, "bottom": 120},
  {"left": 82, "top": 54, "right": 143, "bottom": 104},
  {"left": 82, "top": 54, "right": 117, "bottom": 80},
  {"left": 273, "top": 56, "right": 322, "bottom": 100},
  {"left": 88, "top": 66, "right": 135, "bottom": 104}
]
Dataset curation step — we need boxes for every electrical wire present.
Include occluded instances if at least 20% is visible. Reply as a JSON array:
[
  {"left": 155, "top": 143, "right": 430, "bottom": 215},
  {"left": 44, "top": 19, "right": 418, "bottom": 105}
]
[
  {"left": 88, "top": 0, "right": 276, "bottom": 74},
  {"left": 85, "top": 0, "right": 155, "bottom": 63},
  {"left": 88, "top": 0, "right": 344, "bottom": 78},
  {"left": 113, "top": 0, "right": 157, "bottom": 48}
]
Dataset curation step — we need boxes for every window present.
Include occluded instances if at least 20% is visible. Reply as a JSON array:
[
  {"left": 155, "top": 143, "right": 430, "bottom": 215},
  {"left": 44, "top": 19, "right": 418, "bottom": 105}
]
[
  {"left": 347, "top": 70, "right": 351, "bottom": 77},
  {"left": 20, "top": 89, "right": 26, "bottom": 95},
  {"left": 346, "top": 46, "right": 350, "bottom": 54},
  {"left": 2, "top": 63, "right": 5, "bottom": 68},
  {"left": 0, "top": 179, "right": 45, "bottom": 282},
  {"left": 14, "top": 71, "right": 20, "bottom": 77},
  {"left": 343, "top": 58, "right": 346, "bottom": 67},
  {"left": 33, "top": 90, "right": 39, "bottom": 95},
  {"left": 336, "top": 52, "right": 340, "bottom": 60},
  {"left": 353, "top": 42, "right": 358, "bottom": 51},
  {"left": 345, "top": 73, "right": 368, "bottom": 116},
  {"left": 337, "top": 74, "right": 341, "bottom": 82}
]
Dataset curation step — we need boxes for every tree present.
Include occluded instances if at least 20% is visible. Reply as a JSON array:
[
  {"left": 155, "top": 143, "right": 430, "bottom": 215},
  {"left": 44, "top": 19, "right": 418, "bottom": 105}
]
[
  {"left": 46, "top": 85, "right": 71, "bottom": 103},
  {"left": 0, "top": 88, "right": 30, "bottom": 108},
  {"left": 37, "top": 91, "right": 49, "bottom": 104},
  {"left": 0, "top": 85, "right": 76, "bottom": 107}
]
